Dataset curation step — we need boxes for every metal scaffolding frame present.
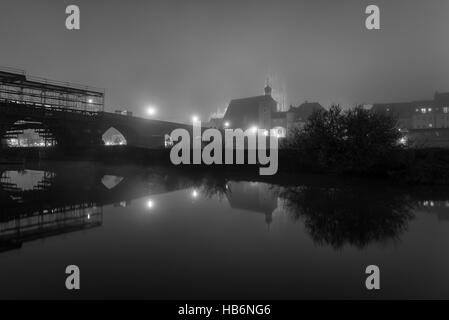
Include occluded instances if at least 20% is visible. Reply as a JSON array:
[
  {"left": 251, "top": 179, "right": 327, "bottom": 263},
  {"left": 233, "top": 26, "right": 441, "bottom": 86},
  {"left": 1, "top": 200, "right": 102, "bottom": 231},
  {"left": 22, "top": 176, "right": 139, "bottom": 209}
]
[{"left": 0, "top": 66, "right": 105, "bottom": 113}]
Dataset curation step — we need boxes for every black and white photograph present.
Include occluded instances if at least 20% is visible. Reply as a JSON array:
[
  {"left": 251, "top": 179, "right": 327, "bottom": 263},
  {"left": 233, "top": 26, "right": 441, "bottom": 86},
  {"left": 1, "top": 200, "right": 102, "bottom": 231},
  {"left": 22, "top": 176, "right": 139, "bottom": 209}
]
[{"left": 1, "top": 0, "right": 449, "bottom": 310}]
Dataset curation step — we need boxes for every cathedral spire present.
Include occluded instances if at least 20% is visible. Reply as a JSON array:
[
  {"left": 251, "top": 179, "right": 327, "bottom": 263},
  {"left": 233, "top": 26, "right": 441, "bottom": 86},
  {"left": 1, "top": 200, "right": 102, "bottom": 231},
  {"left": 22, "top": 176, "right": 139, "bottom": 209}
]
[{"left": 264, "top": 78, "right": 272, "bottom": 96}]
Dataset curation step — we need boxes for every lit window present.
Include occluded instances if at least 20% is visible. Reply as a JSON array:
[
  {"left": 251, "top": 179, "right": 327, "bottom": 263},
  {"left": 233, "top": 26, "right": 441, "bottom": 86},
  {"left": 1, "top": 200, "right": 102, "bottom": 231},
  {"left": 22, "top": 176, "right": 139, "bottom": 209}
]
[
  {"left": 428, "top": 108, "right": 432, "bottom": 112},
  {"left": 421, "top": 108, "right": 426, "bottom": 114},
  {"left": 444, "top": 107, "right": 449, "bottom": 113},
  {"left": 429, "top": 123, "right": 433, "bottom": 128}
]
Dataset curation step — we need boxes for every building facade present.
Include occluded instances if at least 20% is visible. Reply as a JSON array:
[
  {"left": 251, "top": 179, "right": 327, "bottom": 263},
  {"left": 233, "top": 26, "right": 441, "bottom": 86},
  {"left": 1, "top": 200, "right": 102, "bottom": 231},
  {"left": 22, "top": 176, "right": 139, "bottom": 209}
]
[
  {"left": 371, "top": 91, "right": 449, "bottom": 147},
  {"left": 211, "top": 84, "right": 324, "bottom": 138}
]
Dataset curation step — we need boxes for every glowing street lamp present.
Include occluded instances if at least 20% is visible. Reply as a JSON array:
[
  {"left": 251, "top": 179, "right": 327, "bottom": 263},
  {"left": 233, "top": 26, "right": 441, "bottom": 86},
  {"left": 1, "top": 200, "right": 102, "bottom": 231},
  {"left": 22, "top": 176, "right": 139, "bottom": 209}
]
[
  {"left": 250, "top": 126, "right": 258, "bottom": 134},
  {"left": 147, "top": 199, "right": 155, "bottom": 209},
  {"left": 224, "top": 121, "right": 230, "bottom": 128},
  {"left": 87, "top": 99, "right": 93, "bottom": 104},
  {"left": 192, "top": 115, "right": 200, "bottom": 123},
  {"left": 191, "top": 189, "right": 199, "bottom": 199},
  {"left": 147, "top": 106, "right": 157, "bottom": 116}
]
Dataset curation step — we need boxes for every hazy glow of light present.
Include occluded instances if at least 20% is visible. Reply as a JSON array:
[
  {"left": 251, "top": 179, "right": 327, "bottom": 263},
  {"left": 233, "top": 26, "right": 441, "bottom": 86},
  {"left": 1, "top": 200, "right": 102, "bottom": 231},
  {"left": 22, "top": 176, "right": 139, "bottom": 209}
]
[
  {"left": 87, "top": 99, "right": 93, "bottom": 104},
  {"left": 263, "top": 130, "right": 269, "bottom": 136},
  {"left": 224, "top": 121, "right": 230, "bottom": 128},
  {"left": 147, "top": 106, "right": 157, "bottom": 116},
  {"left": 147, "top": 200, "right": 155, "bottom": 209},
  {"left": 191, "top": 190, "right": 199, "bottom": 198},
  {"left": 250, "top": 126, "right": 258, "bottom": 134},
  {"left": 192, "top": 115, "right": 200, "bottom": 123},
  {"left": 399, "top": 136, "right": 407, "bottom": 146},
  {"left": 87, "top": 214, "right": 91, "bottom": 219}
]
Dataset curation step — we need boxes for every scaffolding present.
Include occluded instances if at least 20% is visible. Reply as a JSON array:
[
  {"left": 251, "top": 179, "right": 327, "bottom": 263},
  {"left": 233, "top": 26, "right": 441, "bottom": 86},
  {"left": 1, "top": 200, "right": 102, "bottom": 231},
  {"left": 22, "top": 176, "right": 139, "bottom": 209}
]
[
  {"left": 0, "top": 66, "right": 105, "bottom": 113},
  {"left": 3, "top": 120, "right": 57, "bottom": 147},
  {"left": 0, "top": 203, "right": 103, "bottom": 251}
]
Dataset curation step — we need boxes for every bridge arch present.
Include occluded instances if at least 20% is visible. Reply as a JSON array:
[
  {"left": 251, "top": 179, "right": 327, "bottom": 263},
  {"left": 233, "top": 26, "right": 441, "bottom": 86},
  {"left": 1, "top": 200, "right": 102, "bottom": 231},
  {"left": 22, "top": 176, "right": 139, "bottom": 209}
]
[
  {"left": 2, "top": 120, "right": 57, "bottom": 147},
  {"left": 102, "top": 127, "right": 127, "bottom": 146}
]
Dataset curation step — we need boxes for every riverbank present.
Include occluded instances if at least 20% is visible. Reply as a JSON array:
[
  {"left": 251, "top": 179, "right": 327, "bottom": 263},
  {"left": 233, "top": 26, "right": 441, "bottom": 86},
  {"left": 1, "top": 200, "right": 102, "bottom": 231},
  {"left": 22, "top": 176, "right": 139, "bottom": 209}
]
[{"left": 2, "top": 146, "right": 449, "bottom": 185}]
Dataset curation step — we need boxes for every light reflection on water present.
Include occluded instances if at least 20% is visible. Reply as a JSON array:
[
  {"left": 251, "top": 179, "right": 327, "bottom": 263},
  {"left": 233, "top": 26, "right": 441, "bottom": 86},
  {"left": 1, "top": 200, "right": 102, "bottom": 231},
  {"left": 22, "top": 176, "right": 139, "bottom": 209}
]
[{"left": 0, "top": 162, "right": 449, "bottom": 299}]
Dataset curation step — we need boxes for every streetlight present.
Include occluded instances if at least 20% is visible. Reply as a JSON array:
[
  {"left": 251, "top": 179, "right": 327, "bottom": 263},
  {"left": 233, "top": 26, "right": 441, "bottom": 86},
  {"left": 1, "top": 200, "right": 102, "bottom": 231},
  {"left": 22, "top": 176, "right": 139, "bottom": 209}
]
[
  {"left": 87, "top": 99, "right": 93, "bottom": 104},
  {"left": 224, "top": 121, "right": 230, "bottom": 128},
  {"left": 147, "top": 106, "right": 157, "bottom": 116},
  {"left": 192, "top": 115, "right": 200, "bottom": 123},
  {"left": 250, "top": 126, "right": 258, "bottom": 134},
  {"left": 191, "top": 189, "right": 199, "bottom": 198},
  {"left": 147, "top": 199, "right": 155, "bottom": 209}
]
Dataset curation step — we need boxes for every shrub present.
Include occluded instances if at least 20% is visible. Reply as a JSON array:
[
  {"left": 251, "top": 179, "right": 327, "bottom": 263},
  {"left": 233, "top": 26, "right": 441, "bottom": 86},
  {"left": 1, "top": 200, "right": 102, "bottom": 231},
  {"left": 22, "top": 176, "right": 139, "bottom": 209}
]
[{"left": 282, "top": 105, "right": 402, "bottom": 174}]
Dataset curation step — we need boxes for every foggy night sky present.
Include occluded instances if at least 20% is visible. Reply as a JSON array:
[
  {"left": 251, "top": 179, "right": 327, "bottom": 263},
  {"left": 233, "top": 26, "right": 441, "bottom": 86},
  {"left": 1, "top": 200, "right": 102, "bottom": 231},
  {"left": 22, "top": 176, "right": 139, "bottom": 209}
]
[{"left": 1, "top": 0, "right": 449, "bottom": 122}]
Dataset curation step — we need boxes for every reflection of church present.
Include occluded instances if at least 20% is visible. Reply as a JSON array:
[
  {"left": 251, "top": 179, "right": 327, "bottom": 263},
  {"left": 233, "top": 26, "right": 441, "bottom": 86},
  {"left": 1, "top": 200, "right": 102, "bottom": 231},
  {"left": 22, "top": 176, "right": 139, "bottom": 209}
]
[
  {"left": 225, "top": 181, "right": 278, "bottom": 225},
  {"left": 207, "top": 83, "right": 324, "bottom": 137}
]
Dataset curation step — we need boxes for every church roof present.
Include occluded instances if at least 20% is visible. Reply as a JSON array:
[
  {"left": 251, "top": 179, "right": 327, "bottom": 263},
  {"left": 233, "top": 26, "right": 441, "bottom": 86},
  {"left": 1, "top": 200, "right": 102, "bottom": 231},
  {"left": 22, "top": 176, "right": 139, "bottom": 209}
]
[{"left": 223, "top": 95, "right": 276, "bottom": 128}]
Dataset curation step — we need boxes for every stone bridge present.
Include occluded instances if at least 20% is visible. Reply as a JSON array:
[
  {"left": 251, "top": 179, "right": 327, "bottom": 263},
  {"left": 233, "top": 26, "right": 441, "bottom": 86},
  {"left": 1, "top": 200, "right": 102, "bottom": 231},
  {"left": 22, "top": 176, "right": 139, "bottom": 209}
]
[{"left": 0, "top": 101, "right": 191, "bottom": 149}]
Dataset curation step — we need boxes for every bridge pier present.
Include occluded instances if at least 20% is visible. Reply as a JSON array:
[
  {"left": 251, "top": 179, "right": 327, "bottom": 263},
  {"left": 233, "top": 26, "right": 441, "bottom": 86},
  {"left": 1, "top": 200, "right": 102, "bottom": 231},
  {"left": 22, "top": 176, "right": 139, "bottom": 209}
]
[
  {"left": 52, "top": 127, "right": 104, "bottom": 149},
  {"left": 0, "top": 119, "right": 15, "bottom": 149}
]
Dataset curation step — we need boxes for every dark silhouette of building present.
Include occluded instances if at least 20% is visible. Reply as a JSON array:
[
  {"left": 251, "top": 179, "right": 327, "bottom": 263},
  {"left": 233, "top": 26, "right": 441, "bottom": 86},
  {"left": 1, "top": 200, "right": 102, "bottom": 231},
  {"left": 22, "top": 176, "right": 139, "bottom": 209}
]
[
  {"left": 223, "top": 83, "right": 277, "bottom": 131},
  {"left": 217, "top": 82, "right": 323, "bottom": 138},
  {"left": 371, "top": 91, "right": 449, "bottom": 147},
  {"left": 225, "top": 181, "right": 278, "bottom": 226}
]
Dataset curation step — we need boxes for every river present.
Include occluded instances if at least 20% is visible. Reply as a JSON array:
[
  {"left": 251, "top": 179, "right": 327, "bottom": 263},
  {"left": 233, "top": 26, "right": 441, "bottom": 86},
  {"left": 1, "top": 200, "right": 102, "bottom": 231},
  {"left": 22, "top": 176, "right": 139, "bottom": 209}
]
[{"left": 0, "top": 162, "right": 448, "bottom": 299}]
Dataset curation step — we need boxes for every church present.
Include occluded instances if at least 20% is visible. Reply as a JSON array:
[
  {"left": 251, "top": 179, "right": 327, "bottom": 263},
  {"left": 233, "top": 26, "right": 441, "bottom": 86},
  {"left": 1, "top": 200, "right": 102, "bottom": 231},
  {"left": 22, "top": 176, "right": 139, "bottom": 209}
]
[{"left": 208, "top": 83, "right": 324, "bottom": 138}]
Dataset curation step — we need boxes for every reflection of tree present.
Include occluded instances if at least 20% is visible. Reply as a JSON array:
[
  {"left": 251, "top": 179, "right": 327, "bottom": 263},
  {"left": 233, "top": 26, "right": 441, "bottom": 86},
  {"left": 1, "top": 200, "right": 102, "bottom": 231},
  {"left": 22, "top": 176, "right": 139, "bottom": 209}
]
[
  {"left": 195, "top": 176, "right": 228, "bottom": 200},
  {"left": 279, "top": 185, "right": 416, "bottom": 249},
  {"left": 166, "top": 171, "right": 229, "bottom": 200}
]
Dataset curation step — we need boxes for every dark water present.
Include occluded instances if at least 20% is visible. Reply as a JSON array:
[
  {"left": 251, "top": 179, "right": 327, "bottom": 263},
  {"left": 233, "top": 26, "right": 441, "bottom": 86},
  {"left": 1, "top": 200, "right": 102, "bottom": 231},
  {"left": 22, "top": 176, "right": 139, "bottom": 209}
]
[{"left": 0, "top": 162, "right": 449, "bottom": 299}]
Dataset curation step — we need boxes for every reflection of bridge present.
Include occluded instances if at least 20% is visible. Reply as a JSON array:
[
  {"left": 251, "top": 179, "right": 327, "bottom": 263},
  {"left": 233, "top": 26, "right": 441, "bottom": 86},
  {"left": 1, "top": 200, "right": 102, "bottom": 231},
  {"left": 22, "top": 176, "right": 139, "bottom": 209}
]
[
  {"left": 0, "top": 67, "right": 190, "bottom": 149},
  {"left": 0, "top": 163, "right": 190, "bottom": 252}
]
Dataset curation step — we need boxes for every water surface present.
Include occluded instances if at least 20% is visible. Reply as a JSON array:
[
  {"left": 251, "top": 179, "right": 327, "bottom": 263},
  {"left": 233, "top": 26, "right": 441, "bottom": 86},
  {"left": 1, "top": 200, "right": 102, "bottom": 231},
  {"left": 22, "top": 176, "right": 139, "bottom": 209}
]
[{"left": 0, "top": 162, "right": 448, "bottom": 299}]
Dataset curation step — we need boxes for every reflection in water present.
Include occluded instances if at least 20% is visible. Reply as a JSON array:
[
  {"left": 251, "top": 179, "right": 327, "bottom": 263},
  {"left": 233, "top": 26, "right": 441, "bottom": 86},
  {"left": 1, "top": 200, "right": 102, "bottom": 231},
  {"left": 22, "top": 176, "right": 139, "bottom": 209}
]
[
  {"left": 2, "top": 163, "right": 449, "bottom": 298},
  {"left": 101, "top": 175, "right": 124, "bottom": 190},
  {"left": 0, "top": 164, "right": 189, "bottom": 252},
  {"left": 0, "top": 204, "right": 102, "bottom": 252},
  {"left": 1, "top": 169, "right": 55, "bottom": 192},
  {"left": 2, "top": 164, "right": 448, "bottom": 252},
  {"left": 278, "top": 185, "right": 415, "bottom": 249},
  {"left": 226, "top": 181, "right": 277, "bottom": 225},
  {"left": 0, "top": 168, "right": 102, "bottom": 252}
]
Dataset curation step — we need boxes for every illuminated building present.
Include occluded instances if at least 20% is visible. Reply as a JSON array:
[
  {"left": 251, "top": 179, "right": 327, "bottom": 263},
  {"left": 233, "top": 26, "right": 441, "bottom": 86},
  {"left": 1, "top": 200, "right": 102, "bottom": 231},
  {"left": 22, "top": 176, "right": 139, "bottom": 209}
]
[
  {"left": 371, "top": 91, "right": 449, "bottom": 147},
  {"left": 219, "top": 83, "right": 323, "bottom": 138}
]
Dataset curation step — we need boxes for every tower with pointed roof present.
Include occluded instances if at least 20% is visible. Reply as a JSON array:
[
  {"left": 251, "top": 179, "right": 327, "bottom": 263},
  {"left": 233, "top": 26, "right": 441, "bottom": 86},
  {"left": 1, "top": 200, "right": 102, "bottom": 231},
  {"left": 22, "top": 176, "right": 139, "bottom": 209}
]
[{"left": 264, "top": 78, "right": 272, "bottom": 97}]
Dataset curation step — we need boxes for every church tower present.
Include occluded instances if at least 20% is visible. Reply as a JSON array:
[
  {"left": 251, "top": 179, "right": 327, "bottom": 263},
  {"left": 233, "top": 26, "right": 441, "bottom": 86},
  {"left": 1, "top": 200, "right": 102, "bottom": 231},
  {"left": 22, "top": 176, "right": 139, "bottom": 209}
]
[{"left": 264, "top": 79, "right": 272, "bottom": 96}]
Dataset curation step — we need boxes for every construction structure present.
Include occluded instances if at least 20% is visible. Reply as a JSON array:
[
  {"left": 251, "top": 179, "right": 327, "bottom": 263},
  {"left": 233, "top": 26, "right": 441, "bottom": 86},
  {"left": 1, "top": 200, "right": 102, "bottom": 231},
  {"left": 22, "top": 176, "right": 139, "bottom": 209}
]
[
  {"left": 0, "top": 66, "right": 191, "bottom": 149},
  {"left": 0, "top": 66, "right": 105, "bottom": 147}
]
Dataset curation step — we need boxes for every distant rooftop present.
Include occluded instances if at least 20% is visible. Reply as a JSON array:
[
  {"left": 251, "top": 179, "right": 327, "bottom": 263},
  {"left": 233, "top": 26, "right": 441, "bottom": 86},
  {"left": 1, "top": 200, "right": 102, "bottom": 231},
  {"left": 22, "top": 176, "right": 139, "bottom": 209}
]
[{"left": 289, "top": 102, "right": 324, "bottom": 120}]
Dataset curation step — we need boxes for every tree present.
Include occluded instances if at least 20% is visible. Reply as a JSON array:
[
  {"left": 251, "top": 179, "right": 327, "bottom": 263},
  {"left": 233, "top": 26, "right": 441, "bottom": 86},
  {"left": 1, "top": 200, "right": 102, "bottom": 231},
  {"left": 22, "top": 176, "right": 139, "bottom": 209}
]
[
  {"left": 342, "top": 106, "right": 401, "bottom": 173},
  {"left": 283, "top": 105, "right": 401, "bottom": 174}
]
